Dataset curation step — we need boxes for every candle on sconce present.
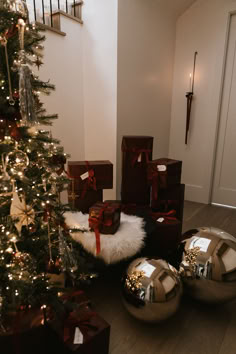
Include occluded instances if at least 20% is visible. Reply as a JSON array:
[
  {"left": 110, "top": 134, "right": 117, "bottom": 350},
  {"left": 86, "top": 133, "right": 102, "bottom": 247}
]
[
  {"left": 189, "top": 73, "right": 192, "bottom": 92},
  {"left": 185, "top": 51, "right": 198, "bottom": 145}
]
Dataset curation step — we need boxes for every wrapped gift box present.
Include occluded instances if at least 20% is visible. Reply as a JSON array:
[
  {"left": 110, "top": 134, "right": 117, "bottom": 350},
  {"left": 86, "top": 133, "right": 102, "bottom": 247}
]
[
  {"left": 147, "top": 158, "right": 182, "bottom": 207},
  {"left": 50, "top": 291, "right": 110, "bottom": 354},
  {"left": 151, "top": 184, "right": 185, "bottom": 222},
  {"left": 145, "top": 216, "right": 182, "bottom": 258},
  {"left": 68, "top": 161, "right": 113, "bottom": 191},
  {"left": 0, "top": 307, "right": 55, "bottom": 354},
  {"left": 121, "top": 136, "right": 153, "bottom": 205},
  {"left": 68, "top": 185, "right": 103, "bottom": 214},
  {"left": 89, "top": 202, "right": 121, "bottom": 235},
  {"left": 67, "top": 161, "right": 113, "bottom": 214}
]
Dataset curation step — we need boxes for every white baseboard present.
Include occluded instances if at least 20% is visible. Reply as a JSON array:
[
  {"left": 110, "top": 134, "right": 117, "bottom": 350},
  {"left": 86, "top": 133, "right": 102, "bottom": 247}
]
[{"left": 185, "top": 184, "right": 209, "bottom": 204}]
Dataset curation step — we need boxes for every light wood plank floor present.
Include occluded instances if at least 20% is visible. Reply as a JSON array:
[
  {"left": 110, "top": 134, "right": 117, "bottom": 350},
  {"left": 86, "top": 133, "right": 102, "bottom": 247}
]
[{"left": 85, "top": 202, "right": 236, "bottom": 354}]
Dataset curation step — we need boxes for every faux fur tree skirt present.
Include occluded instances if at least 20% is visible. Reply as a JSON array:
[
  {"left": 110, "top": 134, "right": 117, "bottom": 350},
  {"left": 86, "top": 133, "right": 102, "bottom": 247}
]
[{"left": 64, "top": 212, "right": 146, "bottom": 264}]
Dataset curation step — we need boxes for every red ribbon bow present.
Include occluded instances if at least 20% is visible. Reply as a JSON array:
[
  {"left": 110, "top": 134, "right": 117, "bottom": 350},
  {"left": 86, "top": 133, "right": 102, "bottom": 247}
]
[
  {"left": 131, "top": 148, "right": 151, "bottom": 167},
  {"left": 149, "top": 166, "right": 167, "bottom": 201},
  {"left": 81, "top": 161, "right": 97, "bottom": 199},
  {"left": 89, "top": 203, "right": 113, "bottom": 254},
  {"left": 151, "top": 209, "right": 177, "bottom": 223},
  {"left": 122, "top": 147, "right": 151, "bottom": 167},
  {"left": 64, "top": 309, "right": 98, "bottom": 344}
]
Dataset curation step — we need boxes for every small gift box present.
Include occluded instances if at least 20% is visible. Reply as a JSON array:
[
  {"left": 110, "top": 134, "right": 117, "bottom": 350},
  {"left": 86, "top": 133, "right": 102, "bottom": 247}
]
[
  {"left": 88, "top": 202, "right": 121, "bottom": 254},
  {"left": 88, "top": 202, "right": 120, "bottom": 254},
  {"left": 89, "top": 202, "right": 121, "bottom": 235},
  {"left": 121, "top": 136, "right": 153, "bottom": 205},
  {"left": 147, "top": 158, "right": 182, "bottom": 206},
  {"left": 50, "top": 291, "right": 110, "bottom": 354}
]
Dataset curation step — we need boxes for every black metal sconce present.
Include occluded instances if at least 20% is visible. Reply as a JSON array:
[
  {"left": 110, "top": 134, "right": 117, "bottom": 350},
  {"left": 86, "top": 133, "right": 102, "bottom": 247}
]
[{"left": 185, "top": 51, "right": 198, "bottom": 145}]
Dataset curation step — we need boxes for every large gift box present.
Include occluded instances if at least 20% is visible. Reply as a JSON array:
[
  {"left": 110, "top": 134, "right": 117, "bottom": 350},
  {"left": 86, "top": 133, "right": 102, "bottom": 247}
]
[
  {"left": 151, "top": 184, "right": 185, "bottom": 222},
  {"left": 50, "top": 291, "right": 110, "bottom": 354},
  {"left": 121, "top": 136, "right": 153, "bottom": 205},
  {"left": 0, "top": 307, "right": 55, "bottom": 354},
  {"left": 145, "top": 212, "right": 182, "bottom": 258},
  {"left": 68, "top": 161, "right": 113, "bottom": 190},
  {"left": 68, "top": 186, "right": 103, "bottom": 214},
  {"left": 147, "top": 158, "right": 182, "bottom": 208},
  {"left": 67, "top": 161, "right": 113, "bottom": 214}
]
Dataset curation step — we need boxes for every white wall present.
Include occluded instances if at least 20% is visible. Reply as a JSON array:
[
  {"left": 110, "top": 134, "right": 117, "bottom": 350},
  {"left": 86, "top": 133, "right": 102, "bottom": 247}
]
[
  {"left": 169, "top": 0, "right": 236, "bottom": 203},
  {"left": 116, "top": 0, "right": 182, "bottom": 198},
  {"left": 82, "top": 0, "right": 118, "bottom": 200},
  {"left": 39, "top": 15, "right": 85, "bottom": 161}
]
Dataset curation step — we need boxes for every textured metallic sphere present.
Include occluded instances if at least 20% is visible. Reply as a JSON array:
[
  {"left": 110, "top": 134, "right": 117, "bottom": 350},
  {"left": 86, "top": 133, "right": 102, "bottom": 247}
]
[
  {"left": 180, "top": 227, "right": 236, "bottom": 304},
  {"left": 122, "top": 258, "right": 182, "bottom": 323}
]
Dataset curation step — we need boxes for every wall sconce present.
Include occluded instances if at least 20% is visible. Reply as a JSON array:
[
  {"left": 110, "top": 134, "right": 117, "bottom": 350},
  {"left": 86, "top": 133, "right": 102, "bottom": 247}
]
[{"left": 185, "top": 51, "right": 198, "bottom": 145}]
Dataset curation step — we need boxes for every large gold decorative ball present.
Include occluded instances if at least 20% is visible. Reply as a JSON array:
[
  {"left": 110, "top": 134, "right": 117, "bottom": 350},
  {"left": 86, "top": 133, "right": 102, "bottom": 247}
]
[
  {"left": 180, "top": 227, "right": 236, "bottom": 304},
  {"left": 122, "top": 258, "right": 182, "bottom": 323}
]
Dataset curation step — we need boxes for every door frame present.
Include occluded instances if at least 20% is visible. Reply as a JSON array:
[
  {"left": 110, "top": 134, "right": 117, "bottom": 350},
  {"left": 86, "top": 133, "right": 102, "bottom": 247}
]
[{"left": 209, "top": 11, "right": 236, "bottom": 206}]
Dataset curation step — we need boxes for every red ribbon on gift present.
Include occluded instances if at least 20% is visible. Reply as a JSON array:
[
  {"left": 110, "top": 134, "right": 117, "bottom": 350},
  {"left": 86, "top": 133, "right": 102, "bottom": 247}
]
[
  {"left": 88, "top": 203, "right": 113, "bottom": 255},
  {"left": 64, "top": 309, "right": 98, "bottom": 344},
  {"left": 122, "top": 147, "right": 152, "bottom": 167},
  {"left": 149, "top": 166, "right": 167, "bottom": 201},
  {"left": 81, "top": 161, "right": 97, "bottom": 199},
  {"left": 151, "top": 209, "right": 177, "bottom": 224}
]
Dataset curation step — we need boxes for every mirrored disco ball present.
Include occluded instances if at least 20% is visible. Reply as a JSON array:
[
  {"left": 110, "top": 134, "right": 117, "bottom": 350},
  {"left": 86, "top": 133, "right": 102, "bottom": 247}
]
[
  {"left": 180, "top": 227, "right": 236, "bottom": 304},
  {"left": 122, "top": 258, "right": 183, "bottom": 323}
]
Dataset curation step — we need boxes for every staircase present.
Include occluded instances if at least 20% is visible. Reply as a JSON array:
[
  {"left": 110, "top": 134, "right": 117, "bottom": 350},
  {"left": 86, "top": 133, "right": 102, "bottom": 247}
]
[{"left": 26, "top": 0, "right": 83, "bottom": 31}]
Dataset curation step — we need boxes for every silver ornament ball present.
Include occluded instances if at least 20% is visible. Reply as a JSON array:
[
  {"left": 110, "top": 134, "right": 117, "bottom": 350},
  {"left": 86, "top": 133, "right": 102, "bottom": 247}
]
[
  {"left": 180, "top": 227, "right": 236, "bottom": 304},
  {"left": 6, "top": 150, "right": 29, "bottom": 176},
  {"left": 122, "top": 257, "right": 183, "bottom": 323}
]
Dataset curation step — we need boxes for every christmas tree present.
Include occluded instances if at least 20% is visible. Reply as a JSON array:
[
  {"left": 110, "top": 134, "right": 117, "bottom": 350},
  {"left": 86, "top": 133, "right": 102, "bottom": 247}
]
[{"left": 0, "top": 0, "right": 93, "bottom": 329}]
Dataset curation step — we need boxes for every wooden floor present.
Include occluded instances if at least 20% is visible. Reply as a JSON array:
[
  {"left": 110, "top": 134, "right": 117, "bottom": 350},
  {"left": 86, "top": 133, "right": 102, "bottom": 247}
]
[{"left": 85, "top": 202, "right": 236, "bottom": 354}]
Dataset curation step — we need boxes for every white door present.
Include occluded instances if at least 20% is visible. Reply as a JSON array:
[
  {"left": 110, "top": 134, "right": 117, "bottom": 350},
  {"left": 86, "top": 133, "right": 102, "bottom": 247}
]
[{"left": 212, "top": 14, "right": 236, "bottom": 207}]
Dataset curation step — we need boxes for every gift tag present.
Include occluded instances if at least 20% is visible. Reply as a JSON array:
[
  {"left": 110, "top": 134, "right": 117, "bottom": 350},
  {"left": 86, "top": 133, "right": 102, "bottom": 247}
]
[
  {"left": 74, "top": 327, "right": 84, "bottom": 344},
  {"left": 157, "top": 165, "right": 167, "bottom": 172},
  {"left": 80, "top": 171, "right": 89, "bottom": 180},
  {"left": 137, "top": 263, "right": 156, "bottom": 277},
  {"left": 189, "top": 237, "right": 211, "bottom": 252},
  {"left": 137, "top": 153, "right": 142, "bottom": 162},
  {"left": 157, "top": 217, "right": 164, "bottom": 223}
]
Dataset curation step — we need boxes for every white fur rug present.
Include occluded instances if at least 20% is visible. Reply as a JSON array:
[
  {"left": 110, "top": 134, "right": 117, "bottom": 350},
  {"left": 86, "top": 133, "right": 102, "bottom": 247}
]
[{"left": 64, "top": 212, "right": 146, "bottom": 264}]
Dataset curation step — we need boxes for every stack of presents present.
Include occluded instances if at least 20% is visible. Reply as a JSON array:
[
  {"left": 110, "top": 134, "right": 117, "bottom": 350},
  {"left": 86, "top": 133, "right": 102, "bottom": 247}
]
[
  {"left": 67, "top": 135, "right": 184, "bottom": 259},
  {"left": 5, "top": 136, "right": 184, "bottom": 354}
]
